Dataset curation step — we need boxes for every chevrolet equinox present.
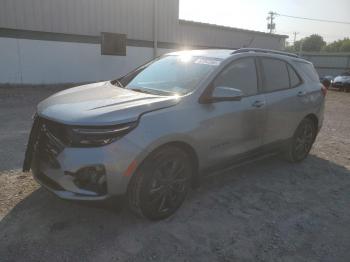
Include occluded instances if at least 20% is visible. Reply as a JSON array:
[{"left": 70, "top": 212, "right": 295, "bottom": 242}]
[{"left": 23, "top": 48, "right": 326, "bottom": 220}]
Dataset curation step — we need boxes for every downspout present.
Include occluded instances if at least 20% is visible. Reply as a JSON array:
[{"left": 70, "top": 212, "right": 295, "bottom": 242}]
[{"left": 153, "top": 0, "right": 158, "bottom": 58}]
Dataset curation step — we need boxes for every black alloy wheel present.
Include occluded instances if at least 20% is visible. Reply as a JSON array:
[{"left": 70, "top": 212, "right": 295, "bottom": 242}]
[
  {"left": 128, "top": 146, "right": 192, "bottom": 220},
  {"left": 285, "top": 118, "right": 317, "bottom": 162}
]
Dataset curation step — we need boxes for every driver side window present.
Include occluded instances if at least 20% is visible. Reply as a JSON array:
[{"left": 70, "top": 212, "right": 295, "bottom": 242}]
[{"left": 214, "top": 58, "right": 258, "bottom": 96}]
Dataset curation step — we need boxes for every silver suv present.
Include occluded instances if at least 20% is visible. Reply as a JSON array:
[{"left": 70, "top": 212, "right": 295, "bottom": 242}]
[{"left": 23, "top": 48, "right": 326, "bottom": 220}]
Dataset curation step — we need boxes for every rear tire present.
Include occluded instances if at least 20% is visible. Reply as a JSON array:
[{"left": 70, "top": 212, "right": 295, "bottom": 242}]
[
  {"left": 127, "top": 146, "right": 193, "bottom": 220},
  {"left": 284, "top": 118, "right": 317, "bottom": 163}
]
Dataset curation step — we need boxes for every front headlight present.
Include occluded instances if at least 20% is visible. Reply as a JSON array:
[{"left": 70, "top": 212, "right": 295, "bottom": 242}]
[{"left": 67, "top": 122, "right": 136, "bottom": 147}]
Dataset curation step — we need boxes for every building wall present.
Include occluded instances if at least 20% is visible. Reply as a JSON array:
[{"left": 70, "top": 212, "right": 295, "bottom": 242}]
[
  {"left": 0, "top": 37, "right": 172, "bottom": 84},
  {"left": 0, "top": 0, "right": 155, "bottom": 41},
  {"left": 0, "top": 0, "right": 286, "bottom": 49},
  {"left": 301, "top": 53, "right": 350, "bottom": 77}
]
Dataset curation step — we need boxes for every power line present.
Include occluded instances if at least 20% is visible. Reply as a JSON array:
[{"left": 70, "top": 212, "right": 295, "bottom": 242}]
[{"left": 276, "top": 13, "right": 350, "bottom": 25}]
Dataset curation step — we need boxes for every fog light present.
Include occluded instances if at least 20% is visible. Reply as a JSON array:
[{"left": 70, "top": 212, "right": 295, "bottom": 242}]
[{"left": 71, "top": 165, "right": 107, "bottom": 195}]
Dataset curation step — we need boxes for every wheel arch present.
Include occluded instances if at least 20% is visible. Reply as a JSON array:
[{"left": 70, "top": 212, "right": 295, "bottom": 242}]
[
  {"left": 164, "top": 141, "right": 199, "bottom": 179},
  {"left": 304, "top": 113, "right": 319, "bottom": 131},
  {"left": 131, "top": 140, "right": 200, "bottom": 190}
]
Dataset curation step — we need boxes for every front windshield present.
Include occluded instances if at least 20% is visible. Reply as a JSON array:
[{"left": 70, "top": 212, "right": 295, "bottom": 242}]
[{"left": 119, "top": 54, "right": 222, "bottom": 95}]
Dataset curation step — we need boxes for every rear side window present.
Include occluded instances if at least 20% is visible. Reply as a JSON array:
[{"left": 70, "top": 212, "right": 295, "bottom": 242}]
[
  {"left": 214, "top": 58, "right": 258, "bottom": 96},
  {"left": 287, "top": 64, "right": 302, "bottom": 87},
  {"left": 261, "top": 58, "right": 290, "bottom": 92},
  {"left": 295, "top": 62, "right": 319, "bottom": 82}
]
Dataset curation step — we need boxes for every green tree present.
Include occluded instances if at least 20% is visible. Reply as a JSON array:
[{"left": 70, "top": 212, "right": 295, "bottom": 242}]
[
  {"left": 285, "top": 34, "right": 325, "bottom": 52},
  {"left": 322, "top": 38, "right": 350, "bottom": 52},
  {"left": 293, "top": 40, "right": 302, "bottom": 51},
  {"left": 340, "top": 39, "right": 350, "bottom": 52},
  {"left": 286, "top": 35, "right": 350, "bottom": 53},
  {"left": 301, "top": 34, "right": 326, "bottom": 52},
  {"left": 323, "top": 39, "right": 343, "bottom": 52}
]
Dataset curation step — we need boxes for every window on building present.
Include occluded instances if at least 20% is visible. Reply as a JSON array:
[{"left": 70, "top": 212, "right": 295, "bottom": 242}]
[{"left": 101, "top": 32, "right": 126, "bottom": 56}]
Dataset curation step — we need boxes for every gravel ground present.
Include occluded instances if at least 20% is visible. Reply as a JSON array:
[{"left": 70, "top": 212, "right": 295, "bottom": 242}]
[
  {"left": 0, "top": 84, "right": 76, "bottom": 171},
  {"left": 0, "top": 86, "right": 350, "bottom": 262}
]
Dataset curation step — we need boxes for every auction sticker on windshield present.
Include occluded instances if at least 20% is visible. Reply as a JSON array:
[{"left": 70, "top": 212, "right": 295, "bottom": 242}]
[{"left": 194, "top": 58, "right": 222, "bottom": 66}]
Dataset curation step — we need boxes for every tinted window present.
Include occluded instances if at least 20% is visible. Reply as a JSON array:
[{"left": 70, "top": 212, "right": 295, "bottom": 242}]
[
  {"left": 261, "top": 58, "right": 290, "bottom": 92},
  {"left": 214, "top": 58, "right": 258, "bottom": 96},
  {"left": 287, "top": 64, "right": 302, "bottom": 87},
  {"left": 295, "top": 62, "right": 319, "bottom": 82}
]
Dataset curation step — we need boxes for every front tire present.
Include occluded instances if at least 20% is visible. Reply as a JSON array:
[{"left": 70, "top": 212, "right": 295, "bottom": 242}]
[
  {"left": 285, "top": 118, "right": 317, "bottom": 162},
  {"left": 127, "top": 146, "right": 193, "bottom": 220}
]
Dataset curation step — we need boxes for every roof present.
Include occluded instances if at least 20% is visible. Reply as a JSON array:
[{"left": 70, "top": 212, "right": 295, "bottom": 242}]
[{"left": 179, "top": 20, "right": 289, "bottom": 39}]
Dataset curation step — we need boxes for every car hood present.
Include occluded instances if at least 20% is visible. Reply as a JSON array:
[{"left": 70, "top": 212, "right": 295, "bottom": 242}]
[
  {"left": 37, "top": 81, "right": 180, "bottom": 126},
  {"left": 334, "top": 76, "right": 350, "bottom": 82}
]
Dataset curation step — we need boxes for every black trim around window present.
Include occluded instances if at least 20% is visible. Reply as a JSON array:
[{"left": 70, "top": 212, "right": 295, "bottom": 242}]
[
  {"left": 199, "top": 56, "right": 260, "bottom": 103},
  {"left": 257, "top": 56, "right": 304, "bottom": 94},
  {"left": 199, "top": 55, "right": 305, "bottom": 104},
  {"left": 287, "top": 63, "right": 303, "bottom": 88}
]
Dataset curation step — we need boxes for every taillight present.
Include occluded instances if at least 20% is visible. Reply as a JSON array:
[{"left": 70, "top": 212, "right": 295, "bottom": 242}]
[{"left": 321, "top": 85, "right": 327, "bottom": 96}]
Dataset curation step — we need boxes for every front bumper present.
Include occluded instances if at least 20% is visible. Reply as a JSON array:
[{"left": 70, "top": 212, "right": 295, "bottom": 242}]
[
  {"left": 28, "top": 120, "right": 144, "bottom": 201},
  {"left": 32, "top": 165, "right": 110, "bottom": 201}
]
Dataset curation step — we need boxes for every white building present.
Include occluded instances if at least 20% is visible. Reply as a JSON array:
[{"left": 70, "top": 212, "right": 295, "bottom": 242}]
[{"left": 0, "top": 0, "right": 288, "bottom": 84}]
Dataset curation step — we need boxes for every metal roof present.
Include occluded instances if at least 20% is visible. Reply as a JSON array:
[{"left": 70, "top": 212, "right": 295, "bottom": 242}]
[{"left": 179, "top": 20, "right": 289, "bottom": 39}]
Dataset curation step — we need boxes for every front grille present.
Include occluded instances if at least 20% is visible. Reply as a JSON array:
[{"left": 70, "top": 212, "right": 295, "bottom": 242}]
[
  {"left": 41, "top": 118, "right": 70, "bottom": 145},
  {"left": 23, "top": 115, "right": 41, "bottom": 171},
  {"left": 36, "top": 117, "right": 67, "bottom": 169}
]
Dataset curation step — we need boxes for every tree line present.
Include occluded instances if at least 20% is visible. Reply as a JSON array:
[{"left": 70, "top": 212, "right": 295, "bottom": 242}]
[{"left": 285, "top": 34, "right": 350, "bottom": 53}]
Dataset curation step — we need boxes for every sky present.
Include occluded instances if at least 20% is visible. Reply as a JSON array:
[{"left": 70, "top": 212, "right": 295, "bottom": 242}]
[{"left": 179, "top": 0, "right": 350, "bottom": 44}]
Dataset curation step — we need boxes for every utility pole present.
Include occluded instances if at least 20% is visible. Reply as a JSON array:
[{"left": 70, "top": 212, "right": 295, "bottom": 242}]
[
  {"left": 293, "top": 32, "right": 299, "bottom": 45},
  {"left": 293, "top": 32, "right": 299, "bottom": 52},
  {"left": 299, "top": 39, "right": 304, "bottom": 57},
  {"left": 267, "top": 11, "right": 276, "bottom": 33},
  {"left": 153, "top": 0, "right": 158, "bottom": 58}
]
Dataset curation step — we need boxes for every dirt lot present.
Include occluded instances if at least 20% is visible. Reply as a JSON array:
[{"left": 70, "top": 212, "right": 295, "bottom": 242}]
[{"left": 0, "top": 86, "right": 350, "bottom": 262}]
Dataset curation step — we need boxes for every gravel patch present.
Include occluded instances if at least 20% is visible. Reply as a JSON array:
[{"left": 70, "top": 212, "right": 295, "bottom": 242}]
[{"left": 0, "top": 87, "right": 349, "bottom": 262}]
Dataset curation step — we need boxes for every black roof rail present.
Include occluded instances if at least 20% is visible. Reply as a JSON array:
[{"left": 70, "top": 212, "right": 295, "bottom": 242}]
[{"left": 232, "top": 48, "right": 299, "bottom": 58}]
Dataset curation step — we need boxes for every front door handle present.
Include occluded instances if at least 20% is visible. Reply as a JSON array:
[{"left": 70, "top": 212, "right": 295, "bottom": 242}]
[
  {"left": 297, "top": 91, "right": 307, "bottom": 97},
  {"left": 252, "top": 100, "right": 265, "bottom": 108}
]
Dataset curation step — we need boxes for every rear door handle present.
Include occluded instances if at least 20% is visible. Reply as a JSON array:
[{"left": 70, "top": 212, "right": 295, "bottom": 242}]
[
  {"left": 252, "top": 100, "right": 265, "bottom": 108},
  {"left": 297, "top": 91, "right": 307, "bottom": 97}
]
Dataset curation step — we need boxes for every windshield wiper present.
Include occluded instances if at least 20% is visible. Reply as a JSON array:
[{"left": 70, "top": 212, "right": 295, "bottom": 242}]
[
  {"left": 111, "top": 79, "right": 123, "bottom": 87},
  {"left": 128, "top": 87, "right": 175, "bottom": 96},
  {"left": 129, "top": 88, "right": 155, "bottom": 95}
]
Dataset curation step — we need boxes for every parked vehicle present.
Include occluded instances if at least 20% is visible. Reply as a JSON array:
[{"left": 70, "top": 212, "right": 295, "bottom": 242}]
[
  {"left": 23, "top": 48, "right": 326, "bottom": 220},
  {"left": 319, "top": 75, "right": 333, "bottom": 88},
  {"left": 332, "top": 71, "right": 350, "bottom": 91}
]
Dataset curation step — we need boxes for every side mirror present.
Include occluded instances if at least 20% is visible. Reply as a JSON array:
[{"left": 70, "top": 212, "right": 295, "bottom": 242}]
[{"left": 200, "top": 86, "right": 243, "bottom": 104}]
